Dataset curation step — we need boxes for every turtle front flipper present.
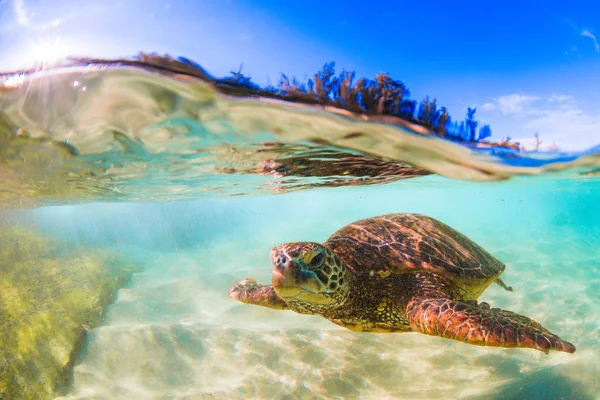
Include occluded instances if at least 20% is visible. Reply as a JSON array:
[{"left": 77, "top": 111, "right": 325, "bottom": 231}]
[
  {"left": 495, "top": 277, "right": 513, "bottom": 292},
  {"left": 229, "top": 278, "right": 289, "bottom": 310},
  {"left": 406, "top": 298, "right": 576, "bottom": 354}
]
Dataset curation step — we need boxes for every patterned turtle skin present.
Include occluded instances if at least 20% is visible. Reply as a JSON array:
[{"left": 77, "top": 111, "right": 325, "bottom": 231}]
[{"left": 230, "top": 213, "right": 575, "bottom": 354}]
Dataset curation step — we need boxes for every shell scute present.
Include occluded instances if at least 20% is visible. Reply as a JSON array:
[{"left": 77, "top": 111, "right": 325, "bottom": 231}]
[{"left": 325, "top": 213, "right": 505, "bottom": 282}]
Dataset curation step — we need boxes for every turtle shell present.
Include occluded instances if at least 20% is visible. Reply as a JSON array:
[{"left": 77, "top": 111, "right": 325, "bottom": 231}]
[{"left": 324, "top": 213, "right": 505, "bottom": 283}]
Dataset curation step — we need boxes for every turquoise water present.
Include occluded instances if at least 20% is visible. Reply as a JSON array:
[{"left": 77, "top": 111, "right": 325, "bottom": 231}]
[
  {"left": 3, "top": 175, "right": 598, "bottom": 399},
  {"left": 1, "top": 57, "right": 600, "bottom": 399}
]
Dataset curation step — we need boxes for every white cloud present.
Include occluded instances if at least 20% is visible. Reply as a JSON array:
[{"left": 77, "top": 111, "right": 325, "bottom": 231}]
[
  {"left": 520, "top": 104, "right": 600, "bottom": 151},
  {"left": 562, "top": 20, "right": 600, "bottom": 54},
  {"left": 494, "top": 94, "right": 540, "bottom": 115},
  {"left": 581, "top": 29, "right": 600, "bottom": 52},
  {"left": 480, "top": 102, "right": 495, "bottom": 111},
  {"left": 479, "top": 93, "right": 600, "bottom": 151},
  {"left": 564, "top": 45, "right": 578, "bottom": 55},
  {"left": 12, "top": 0, "right": 62, "bottom": 30},
  {"left": 547, "top": 94, "right": 574, "bottom": 103},
  {"left": 14, "top": 0, "right": 29, "bottom": 26}
]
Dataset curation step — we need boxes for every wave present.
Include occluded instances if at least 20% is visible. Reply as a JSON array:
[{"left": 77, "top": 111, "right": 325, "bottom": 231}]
[{"left": 0, "top": 53, "right": 598, "bottom": 207}]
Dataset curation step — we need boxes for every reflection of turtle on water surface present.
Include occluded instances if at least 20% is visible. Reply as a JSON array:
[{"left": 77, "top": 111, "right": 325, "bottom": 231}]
[
  {"left": 255, "top": 146, "right": 432, "bottom": 190},
  {"left": 257, "top": 149, "right": 431, "bottom": 180},
  {"left": 230, "top": 213, "right": 575, "bottom": 354}
]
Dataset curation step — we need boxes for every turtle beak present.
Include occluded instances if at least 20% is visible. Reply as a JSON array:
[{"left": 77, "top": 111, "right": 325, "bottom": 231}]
[
  {"left": 270, "top": 246, "right": 325, "bottom": 300},
  {"left": 270, "top": 248, "right": 296, "bottom": 289}
]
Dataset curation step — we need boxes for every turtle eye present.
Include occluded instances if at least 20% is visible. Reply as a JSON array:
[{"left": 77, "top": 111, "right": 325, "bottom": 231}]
[
  {"left": 309, "top": 252, "right": 325, "bottom": 266},
  {"left": 314, "top": 269, "right": 329, "bottom": 284}
]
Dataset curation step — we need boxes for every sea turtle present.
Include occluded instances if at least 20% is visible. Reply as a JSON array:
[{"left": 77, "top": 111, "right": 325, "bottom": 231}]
[{"left": 229, "top": 213, "right": 575, "bottom": 354}]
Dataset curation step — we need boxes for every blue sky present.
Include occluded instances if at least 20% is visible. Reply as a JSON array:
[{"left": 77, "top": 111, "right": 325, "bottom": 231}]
[{"left": 1, "top": 0, "right": 599, "bottom": 150}]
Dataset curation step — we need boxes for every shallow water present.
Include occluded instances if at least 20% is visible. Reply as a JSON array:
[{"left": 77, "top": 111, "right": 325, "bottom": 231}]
[
  {"left": 1, "top": 56, "right": 600, "bottom": 399},
  {"left": 1, "top": 176, "right": 598, "bottom": 399}
]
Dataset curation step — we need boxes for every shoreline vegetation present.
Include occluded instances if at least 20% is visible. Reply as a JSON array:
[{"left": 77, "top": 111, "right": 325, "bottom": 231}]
[
  {"left": 139, "top": 53, "right": 522, "bottom": 151},
  {"left": 3, "top": 52, "right": 523, "bottom": 151},
  {"left": 141, "top": 53, "right": 521, "bottom": 151}
]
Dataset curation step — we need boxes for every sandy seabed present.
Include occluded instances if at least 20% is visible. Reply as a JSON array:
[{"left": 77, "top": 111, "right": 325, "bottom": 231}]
[{"left": 57, "top": 234, "right": 600, "bottom": 400}]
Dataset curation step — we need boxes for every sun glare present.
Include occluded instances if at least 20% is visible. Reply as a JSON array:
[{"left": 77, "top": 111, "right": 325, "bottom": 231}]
[{"left": 21, "top": 37, "right": 71, "bottom": 68}]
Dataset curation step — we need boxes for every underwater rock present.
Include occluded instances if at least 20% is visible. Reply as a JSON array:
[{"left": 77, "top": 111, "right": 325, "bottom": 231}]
[{"left": 0, "top": 227, "right": 139, "bottom": 400}]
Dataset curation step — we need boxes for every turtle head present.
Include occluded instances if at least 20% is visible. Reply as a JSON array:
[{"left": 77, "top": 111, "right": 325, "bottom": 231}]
[{"left": 270, "top": 242, "right": 350, "bottom": 314}]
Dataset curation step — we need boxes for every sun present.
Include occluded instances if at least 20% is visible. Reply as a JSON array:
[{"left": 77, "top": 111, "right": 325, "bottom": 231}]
[{"left": 23, "top": 36, "right": 71, "bottom": 68}]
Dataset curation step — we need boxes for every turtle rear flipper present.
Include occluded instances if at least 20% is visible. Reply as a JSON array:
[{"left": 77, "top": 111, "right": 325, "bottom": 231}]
[
  {"left": 406, "top": 298, "right": 576, "bottom": 354},
  {"left": 229, "top": 278, "right": 289, "bottom": 310}
]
